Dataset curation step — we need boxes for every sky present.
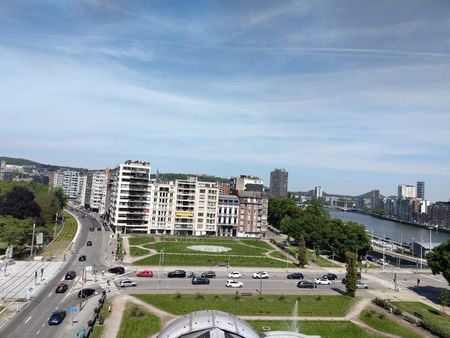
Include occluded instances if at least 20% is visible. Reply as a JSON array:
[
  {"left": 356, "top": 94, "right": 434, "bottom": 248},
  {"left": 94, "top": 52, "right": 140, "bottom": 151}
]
[{"left": 0, "top": 0, "right": 450, "bottom": 201}]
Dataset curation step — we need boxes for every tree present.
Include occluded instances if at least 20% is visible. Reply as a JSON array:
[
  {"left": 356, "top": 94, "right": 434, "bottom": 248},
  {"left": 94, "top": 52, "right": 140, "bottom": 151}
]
[
  {"left": 0, "top": 216, "right": 33, "bottom": 254},
  {"left": 427, "top": 238, "right": 450, "bottom": 286},
  {"left": 438, "top": 288, "right": 448, "bottom": 314},
  {"left": 0, "top": 186, "right": 41, "bottom": 219},
  {"left": 53, "top": 187, "right": 67, "bottom": 209},
  {"left": 345, "top": 252, "right": 357, "bottom": 297},
  {"left": 298, "top": 234, "right": 307, "bottom": 267},
  {"left": 268, "top": 197, "right": 298, "bottom": 229}
]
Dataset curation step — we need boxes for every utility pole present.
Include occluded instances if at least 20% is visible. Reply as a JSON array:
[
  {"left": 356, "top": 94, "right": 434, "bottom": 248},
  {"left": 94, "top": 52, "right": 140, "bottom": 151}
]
[
  {"left": 30, "top": 223, "right": 36, "bottom": 259},
  {"left": 54, "top": 212, "right": 58, "bottom": 239}
]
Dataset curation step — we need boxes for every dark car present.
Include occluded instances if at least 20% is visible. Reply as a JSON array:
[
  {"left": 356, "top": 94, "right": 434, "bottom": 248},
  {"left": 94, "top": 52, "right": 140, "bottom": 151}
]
[
  {"left": 287, "top": 272, "right": 304, "bottom": 280},
  {"left": 108, "top": 266, "right": 125, "bottom": 274},
  {"left": 167, "top": 270, "right": 186, "bottom": 278},
  {"left": 78, "top": 288, "right": 95, "bottom": 298},
  {"left": 187, "top": 272, "right": 196, "bottom": 278},
  {"left": 48, "top": 310, "right": 66, "bottom": 325},
  {"left": 65, "top": 271, "right": 76, "bottom": 280},
  {"left": 342, "top": 272, "right": 362, "bottom": 284},
  {"left": 201, "top": 271, "right": 216, "bottom": 278},
  {"left": 97, "top": 227, "right": 102, "bottom": 231},
  {"left": 55, "top": 283, "right": 68, "bottom": 293},
  {"left": 192, "top": 277, "right": 210, "bottom": 285},
  {"left": 297, "top": 280, "right": 315, "bottom": 289},
  {"left": 86, "top": 241, "right": 92, "bottom": 246},
  {"left": 89, "top": 228, "right": 95, "bottom": 232},
  {"left": 322, "top": 273, "right": 337, "bottom": 280},
  {"left": 79, "top": 255, "right": 87, "bottom": 262}
]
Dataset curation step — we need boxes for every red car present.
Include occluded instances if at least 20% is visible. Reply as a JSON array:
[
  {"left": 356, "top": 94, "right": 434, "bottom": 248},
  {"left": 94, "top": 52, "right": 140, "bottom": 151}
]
[
  {"left": 55, "top": 282, "right": 68, "bottom": 293},
  {"left": 136, "top": 270, "right": 153, "bottom": 277}
]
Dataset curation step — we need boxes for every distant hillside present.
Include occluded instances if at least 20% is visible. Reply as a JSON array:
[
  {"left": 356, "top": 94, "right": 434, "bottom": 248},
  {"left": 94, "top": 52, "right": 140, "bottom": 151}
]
[
  {"left": 0, "top": 156, "right": 42, "bottom": 166},
  {"left": 150, "top": 172, "right": 229, "bottom": 183},
  {"left": 0, "top": 156, "right": 88, "bottom": 173}
]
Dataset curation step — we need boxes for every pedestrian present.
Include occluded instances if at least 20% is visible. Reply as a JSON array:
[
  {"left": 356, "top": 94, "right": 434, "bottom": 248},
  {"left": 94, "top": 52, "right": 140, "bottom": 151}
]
[{"left": 417, "top": 278, "right": 420, "bottom": 287}]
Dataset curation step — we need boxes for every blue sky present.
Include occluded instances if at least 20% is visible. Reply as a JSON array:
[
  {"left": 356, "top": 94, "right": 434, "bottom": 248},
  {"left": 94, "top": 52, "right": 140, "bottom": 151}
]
[{"left": 1, "top": 0, "right": 450, "bottom": 201}]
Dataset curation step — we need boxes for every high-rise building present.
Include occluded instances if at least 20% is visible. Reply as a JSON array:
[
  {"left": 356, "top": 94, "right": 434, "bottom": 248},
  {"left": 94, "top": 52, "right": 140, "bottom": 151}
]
[
  {"left": 231, "top": 175, "right": 264, "bottom": 193},
  {"left": 270, "top": 168, "right": 288, "bottom": 197},
  {"left": 51, "top": 170, "right": 84, "bottom": 200},
  {"left": 398, "top": 184, "right": 416, "bottom": 199},
  {"left": 416, "top": 181, "right": 425, "bottom": 200},
  {"left": 148, "top": 180, "right": 176, "bottom": 235},
  {"left": 313, "top": 186, "right": 323, "bottom": 199},
  {"left": 85, "top": 170, "right": 109, "bottom": 214}
]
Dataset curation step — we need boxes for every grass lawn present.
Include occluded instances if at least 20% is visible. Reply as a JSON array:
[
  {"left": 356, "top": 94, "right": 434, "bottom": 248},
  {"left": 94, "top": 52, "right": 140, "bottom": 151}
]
[
  {"left": 145, "top": 241, "right": 268, "bottom": 256},
  {"left": 238, "top": 239, "right": 273, "bottom": 250},
  {"left": 160, "top": 237, "right": 241, "bottom": 244},
  {"left": 306, "top": 250, "right": 340, "bottom": 267},
  {"left": 128, "top": 236, "right": 154, "bottom": 246},
  {"left": 132, "top": 294, "right": 354, "bottom": 317},
  {"left": 117, "top": 304, "right": 161, "bottom": 338},
  {"left": 391, "top": 301, "right": 450, "bottom": 335},
  {"left": 89, "top": 300, "right": 112, "bottom": 338},
  {"left": 133, "top": 253, "right": 295, "bottom": 267},
  {"left": 269, "top": 250, "right": 290, "bottom": 260},
  {"left": 248, "top": 320, "right": 383, "bottom": 338},
  {"left": 129, "top": 246, "right": 151, "bottom": 256},
  {"left": 359, "top": 309, "right": 422, "bottom": 338},
  {"left": 41, "top": 210, "right": 77, "bottom": 260}
]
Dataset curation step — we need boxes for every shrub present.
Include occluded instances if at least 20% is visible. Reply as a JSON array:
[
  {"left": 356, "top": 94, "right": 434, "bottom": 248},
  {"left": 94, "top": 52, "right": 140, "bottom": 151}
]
[
  {"left": 214, "top": 295, "right": 220, "bottom": 301},
  {"left": 315, "top": 296, "right": 322, "bottom": 301},
  {"left": 195, "top": 293, "right": 204, "bottom": 300},
  {"left": 420, "top": 318, "right": 450, "bottom": 338},
  {"left": 403, "top": 315, "right": 418, "bottom": 325},
  {"left": 278, "top": 295, "right": 286, "bottom": 302},
  {"left": 130, "top": 306, "right": 145, "bottom": 318},
  {"left": 393, "top": 307, "right": 402, "bottom": 316},
  {"left": 175, "top": 293, "right": 182, "bottom": 300},
  {"left": 372, "top": 297, "right": 391, "bottom": 310}
]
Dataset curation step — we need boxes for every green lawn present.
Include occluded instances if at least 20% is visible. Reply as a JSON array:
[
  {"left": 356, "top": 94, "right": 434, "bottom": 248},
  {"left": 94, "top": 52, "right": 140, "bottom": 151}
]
[
  {"left": 89, "top": 300, "right": 112, "bottom": 338},
  {"left": 238, "top": 239, "right": 273, "bottom": 250},
  {"left": 306, "top": 250, "right": 341, "bottom": 267},
  {"left": 145, "top": 241, "right": 268, "bottom": 256},
  {"left": 128, "top": 236, "right": 155, "bottom": 246},
  {"left": 129, "top": 246, "right": 151, "bottom": 256},
  {"left": 248, "top": 320, "right": 383, "bottom": 338},
  {"left": 117, "top": 304, "right": 161, "bottom": 338},
  {"left": 269, "top": 250, "right": 290, "bottom": 260},
  {"left": 359, "top": 309, "right": 422, "bottom": 338},
  {"left": 133, "top": 253, "right": 295, "bottom": 267},
  {"left": 160, "top": 237, "right": 241, "bottom": 244},
  {"left": 41, "top": 210, "right": 77, "bottom": 260},
  {"left": 132, "top": 294, "right": 354, "bottom": 317}
]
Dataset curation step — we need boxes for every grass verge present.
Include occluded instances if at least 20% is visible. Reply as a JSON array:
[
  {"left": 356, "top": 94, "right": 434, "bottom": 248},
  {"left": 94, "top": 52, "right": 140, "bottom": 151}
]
[
  {"left": 129, "top": 246, "right": 151, "bottom": 256},
  {"left": 132, "top": 294, "right": 354, "bottom": 317},
  {"left": 89, "top": 300, "right": 112, "bottom": 338},
  {"left": 128, "top": 236, "right": 154, "bottom": 246},
  {"left": 248, "top": 320, "right": 383, "bottom": 338},
  {"left": 306, "top": 250, "right": 341, "bottom": 267},
  {"left": 117, "top": 304, "right": 161, "bottom": 338},
  {"left": 145, "top": 241, "right": 268, "bottom": 256},
  {"left": 359, "top": 309, "right": 422, "bottom": 338},
  {"left": 41, "top": 210, "right": 77, "bottom": 260}
]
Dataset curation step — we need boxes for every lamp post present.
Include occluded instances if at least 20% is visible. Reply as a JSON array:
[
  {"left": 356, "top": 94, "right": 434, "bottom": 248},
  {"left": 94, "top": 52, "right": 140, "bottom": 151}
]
[{"left": 30, "top": 223, "right": 36, "bottom": 259}]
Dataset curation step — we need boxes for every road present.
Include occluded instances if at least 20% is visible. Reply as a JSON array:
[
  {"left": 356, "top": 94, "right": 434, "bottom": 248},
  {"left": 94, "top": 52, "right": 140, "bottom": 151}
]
[{"left": 1, "top": 210, "right": 115, "bottom": 338}]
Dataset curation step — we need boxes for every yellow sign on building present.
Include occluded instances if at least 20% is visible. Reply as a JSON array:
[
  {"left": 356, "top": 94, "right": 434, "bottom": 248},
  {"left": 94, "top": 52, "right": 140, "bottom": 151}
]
[{"left": 176, "top": 212, "right": 194, "bottom": 218}]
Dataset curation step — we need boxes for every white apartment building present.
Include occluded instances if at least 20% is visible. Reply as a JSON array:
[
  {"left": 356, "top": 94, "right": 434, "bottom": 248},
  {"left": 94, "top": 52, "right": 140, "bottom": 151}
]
[
  {"left": 398, "top": 184, "right": 416, "bottom": 199},
  {"left": 231, "top": 175, "right": 264, "bottom": 193},
  {"left": 85, "top": 170, "right": 109, "bottom": 214},
  {"left": 217, "top": 195, "right": 239, "bottom": 236},
  {"left": 109, "top": 161, "right": 152, "bottom": 234},
  {"left": 51, "top": 170, "right": 83, "bottom": 200},
  {"left": 76, "top": 175, "right": 87, "bottom": 206},
  {"left": 148, "top": 180, "right": 176, "bottom": 235}
]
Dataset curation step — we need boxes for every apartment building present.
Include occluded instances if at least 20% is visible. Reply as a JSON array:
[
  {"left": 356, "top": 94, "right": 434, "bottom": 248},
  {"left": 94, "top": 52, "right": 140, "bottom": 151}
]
[
  {"left": 270, "top": 168, "right": 288, "bottom": 197},
  {"left": 109, "top": 161, "right": 152, "bottom": 234},
  {"left": 148, "top": 180, "right": 176, "bottom": 235},
  {"left": 398, "top": 184, "right": 416, "bottom": 199},
  {"left": 85, "top": 169, "right": 109, "bottom": 214},
  {"left": 217, "top": 195, "right": 239, "bottom": 236},
  {"left": 50, "top": 170, "right": 83, "bottom": 200},
  {"left": 236, "top": 191, "right": 268, "bottom": 237},
  {"left": 231, "top": 175, "right": 264, "bottom": 193}
]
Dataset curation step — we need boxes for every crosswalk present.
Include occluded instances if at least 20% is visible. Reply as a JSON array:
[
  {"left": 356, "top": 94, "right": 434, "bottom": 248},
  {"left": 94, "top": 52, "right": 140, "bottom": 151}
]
[{"left": 97, "top": 280, "right": 119, "bottom": 293}]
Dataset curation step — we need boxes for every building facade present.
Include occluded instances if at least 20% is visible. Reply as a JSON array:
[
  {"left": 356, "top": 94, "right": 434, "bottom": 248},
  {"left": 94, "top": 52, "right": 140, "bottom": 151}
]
[
  {"left": 270, "top": 168, "right": 288, "bottom": 197},
  {"left": 231, "top": 175, "right": 264, "bottom": 193},
  {"left": 236, "top": 191, "right": 268, "bottom": 237},
  {"left": 148, "top": 180, "right": 176, "bottom": 235},
  {"left": 416, "top": 181, "right": 425, "bottom": 200},
  {"left": 217, "top": 195, "right": 239, "bottom": 236},
  {"left": 398, "top": 184, "right": 416, "bottom": 199},
  {"left": 85, "top": 170, "right": 109, "bottom": 214}
]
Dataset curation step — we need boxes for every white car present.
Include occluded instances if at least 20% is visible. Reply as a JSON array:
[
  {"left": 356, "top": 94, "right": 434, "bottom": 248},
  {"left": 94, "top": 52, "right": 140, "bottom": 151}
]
[
  {"left": 226, "top": 280, "right": 244, "bottom": 288},
  {"left": 356, "top": 281, "right": 368, "bottom": 289},
  {"left": 314, "top": 278, "right": 332, "bottom": 285},
  {"left": 252, "top": 271, "right": 269, "bottom": 279},
  {"left": 119, "top": 279, "right": 137, "bottom": 287},
  {"left": 376, "top": 259, "right": 388, "bottom": 266},
  {"left": 228, "top": 271, "right": 241, "bottom": 279}
]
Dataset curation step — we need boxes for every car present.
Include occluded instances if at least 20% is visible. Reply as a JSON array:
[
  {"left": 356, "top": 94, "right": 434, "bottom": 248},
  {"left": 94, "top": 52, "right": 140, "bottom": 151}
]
[
  {"left": 108, "top": 266, "right": 125, "bottom": 274},
  {"left": 287, "top": 272, "right": 304, "bottom": 279},
  {"left": 64, "top": 271, "right": 76, "bottom": 280},
  {"left": 97, "top": 227, "right": 102, "bottom": 231},
  {"left": 228, "top": 271, "right": 241, "bottom": 279},
  {"left": 86, "top": 241, "right": 92, "bottom": 246},
  {"left": 314, "top": 278, "right": 332, "bottom": 285},
  {"left": 81, "top": 215, "right": 86, "bottom": 218},
  {"left": 89, "top": 228, "right": 94, "bottom": 232},
  {"left": 376, "top": 259, "right": 388, "bottom": 266},
  {"left": 356, "top": 282, "right": 368, "bottom": 289},
  {"left": 322, "top": 273, "right": 337, "bottom": 280},
  {"left": 252, "top": 271, "right": 269, "bottom": 279},
  {"left": 78, "top": 288, "right": 95, "bottom": 298},
  {"left": 78, "top": 255, "right": 87, "bottom": 262},
  {"left": 48, "top": 310, "right": 66, "bottom": 325},
  {"left": 187, "top": 272, "right": 197, "bottom": 278},
  {"left": 226, "top": 280, "right": 243, "bottom": 288},
  {"left": 192, "top": 277, "right": 210, "bottom": 285},
  {"left": 167, "top": 270, "right": 186, "bottom": 278},
  {"left": 201, "top": 271, "right": 216, "bottom": 278},
  {"left": 105, "top": 227, "right": 110, "bottom": 231},
  {"left": 297, "top": 280, "right": 315, "bottom": 288},
  {"left": 136, "top": 270, "right": 153, "bottom": 277},
  {"left": 119, "top": 279, "right": 137, "bottom": 287},
  {"left": 55, "top": 283, "right": 68, "bottom": 293}
]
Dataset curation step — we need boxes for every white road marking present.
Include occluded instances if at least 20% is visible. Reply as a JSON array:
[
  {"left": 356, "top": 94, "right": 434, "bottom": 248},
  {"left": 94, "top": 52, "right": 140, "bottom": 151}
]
[
  {"left": 36, "top": 330, "right": 40, "bottom": 335},
  {"left": 24, "top": 316, "right": 32, "bottom": 324},
  {"left": 41, "top": 323, "right": 45, "bottom": 328},
  {"left": 47, "top": 292, "right": 52, "bottom": 298}
]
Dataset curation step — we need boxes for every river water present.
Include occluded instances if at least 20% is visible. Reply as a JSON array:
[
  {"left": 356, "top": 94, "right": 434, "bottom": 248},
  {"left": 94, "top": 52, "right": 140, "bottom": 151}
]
[{"left": 329, "top": 209, "right": 450, "bottom": 245}]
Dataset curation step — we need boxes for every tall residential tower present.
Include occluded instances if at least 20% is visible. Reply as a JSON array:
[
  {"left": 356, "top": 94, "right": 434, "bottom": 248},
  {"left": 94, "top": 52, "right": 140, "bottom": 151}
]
[{"left": 270, "top": 168, "right": 288, "bottom": 197}]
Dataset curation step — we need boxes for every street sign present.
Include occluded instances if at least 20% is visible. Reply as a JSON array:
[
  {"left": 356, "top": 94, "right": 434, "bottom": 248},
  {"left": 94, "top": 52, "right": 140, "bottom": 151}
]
[
  {"left": 36, "top": 233, "right": 44, "bottom": 245},
  {"left": 69, "top": 306, "right": 78, "bottom": 314}
]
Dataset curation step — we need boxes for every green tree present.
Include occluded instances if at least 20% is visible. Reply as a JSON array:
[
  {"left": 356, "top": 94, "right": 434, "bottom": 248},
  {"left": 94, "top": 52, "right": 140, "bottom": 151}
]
[
  {"left": 0, "top": 186, "right": 41, "bottom": 219},
  {"left": 438, "top": 288, "right": 449, "bottom": 313},
  {"left": 0, "top": 216, "right": 33, "bottom": 254},
  {"left": 268, "top": 197, "right": 297, "bottom": 229},
  {"left": 53, "top": 187, "right": 67, "bottom": 209},
  {"left": 345, "top": 252, "right": 357, "bottom": 297},
  {"left": 297, "top": 234, "right": 307, "bottom": 267},
  {"left": 426, "top": 238, "right": 450, "bottom": 286}
]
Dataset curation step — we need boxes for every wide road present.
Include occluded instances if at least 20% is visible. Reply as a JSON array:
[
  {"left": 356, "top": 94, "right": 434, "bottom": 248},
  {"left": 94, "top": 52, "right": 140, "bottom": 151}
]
[{"left": 1, "top": 210, "right": 113, "bottom": 338}]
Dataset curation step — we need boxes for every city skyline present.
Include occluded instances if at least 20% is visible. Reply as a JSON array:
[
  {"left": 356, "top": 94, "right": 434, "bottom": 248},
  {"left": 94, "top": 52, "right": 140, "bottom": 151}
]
[{"left": 1, "top": 1, "right": 450, "bottom": 201}]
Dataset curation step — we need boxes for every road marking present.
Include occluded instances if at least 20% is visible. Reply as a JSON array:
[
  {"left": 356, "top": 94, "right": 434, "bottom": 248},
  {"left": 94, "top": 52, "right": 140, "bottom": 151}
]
[
  {"left": 48, "top": 292, "right": 52, "bottom": 298},
  {"left": 36, "top": 330, "right": 40, "bottom": 335},
  {"left": 42, "top": 323, "right": 45, "bottom": 328},
  {"left": 25, "top": 316, "right": 32, "bottom": 324}
]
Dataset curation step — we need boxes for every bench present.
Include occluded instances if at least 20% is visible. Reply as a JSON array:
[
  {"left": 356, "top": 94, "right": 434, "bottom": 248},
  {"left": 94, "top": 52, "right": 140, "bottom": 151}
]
[
  {"left": 217, "top": 263, "right": 227, "bottom": 267},
  {"left": 241, "top": 293, "right": 253, "bottom": 297}
]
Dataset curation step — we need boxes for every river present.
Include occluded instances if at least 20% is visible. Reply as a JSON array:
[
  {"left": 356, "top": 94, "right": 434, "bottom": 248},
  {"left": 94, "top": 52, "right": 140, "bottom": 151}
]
[{"left": 329, "top": 209, "right": 450, "bottom": 245}]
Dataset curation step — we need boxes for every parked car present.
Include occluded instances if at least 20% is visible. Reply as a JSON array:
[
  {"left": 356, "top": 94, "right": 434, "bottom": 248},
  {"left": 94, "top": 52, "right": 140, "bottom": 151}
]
[
  {"left": 187, "top": 272, "right": 197, "bottom": 278},
  {"left": 201, "top": 271, "right": 216, "bottom": 278},
  {"left": 356, "top": 281, "right": 368, "bottom": 289},
  {"left": 108, "top": 266, "right": 125, "bottom": 274},
  {"left": 89, "top": 228, "right": 94, "bottom": 232},
  {"left": 376, "top": 258, "right": 388, "bottom": 266},
  {"left": 297, "top": 280, "right": 315, "bottom": 288},
  {"left": 78, "top": 255, "right": 87, "bottom": 262},
  {"left": 322, "top": 273, "right": 337, "bottom": 280},
  {"left": 86, "top": 241, "right": 92, "bottom": 246},
  {"left": 119, "top": 279, "right": 137, "bottom": 287},
  {"left": 78, "top": 288, "right": 95, "bottom": 298},
  {"left": 287, "top": 272, "right": 304, "bottom": 279},
  {"left": 167, "top": 270, "right": 186, "bottom": 278},
  {"left": 55, "top": 283, "right": 68, "bottom": 293},
  {"left": 228, "top": 271, "right": 241, "bottom": 279},
  {"left": 314, "top": 278, "right": 332, "bottom": 285},
  {"left": 192, "top": 277, "right": 210, "bottom": 285},
  {"left": 226, "top": 280, "right": 243, "bottom": 288},
  {"left": 136, "top": 270, "right": 153, "bottom": 277},
  {"left": 252, "top": 271, "right": 269, "bottom": 279},
  {"left": 48, "top": 310, "right": 66, "bottom": 325},
  {"left": 97, "top": 227, "right": 102, "bottom": 231},
  {"left": 64, "top": 271, "right": 76, "bottom": 280}
]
